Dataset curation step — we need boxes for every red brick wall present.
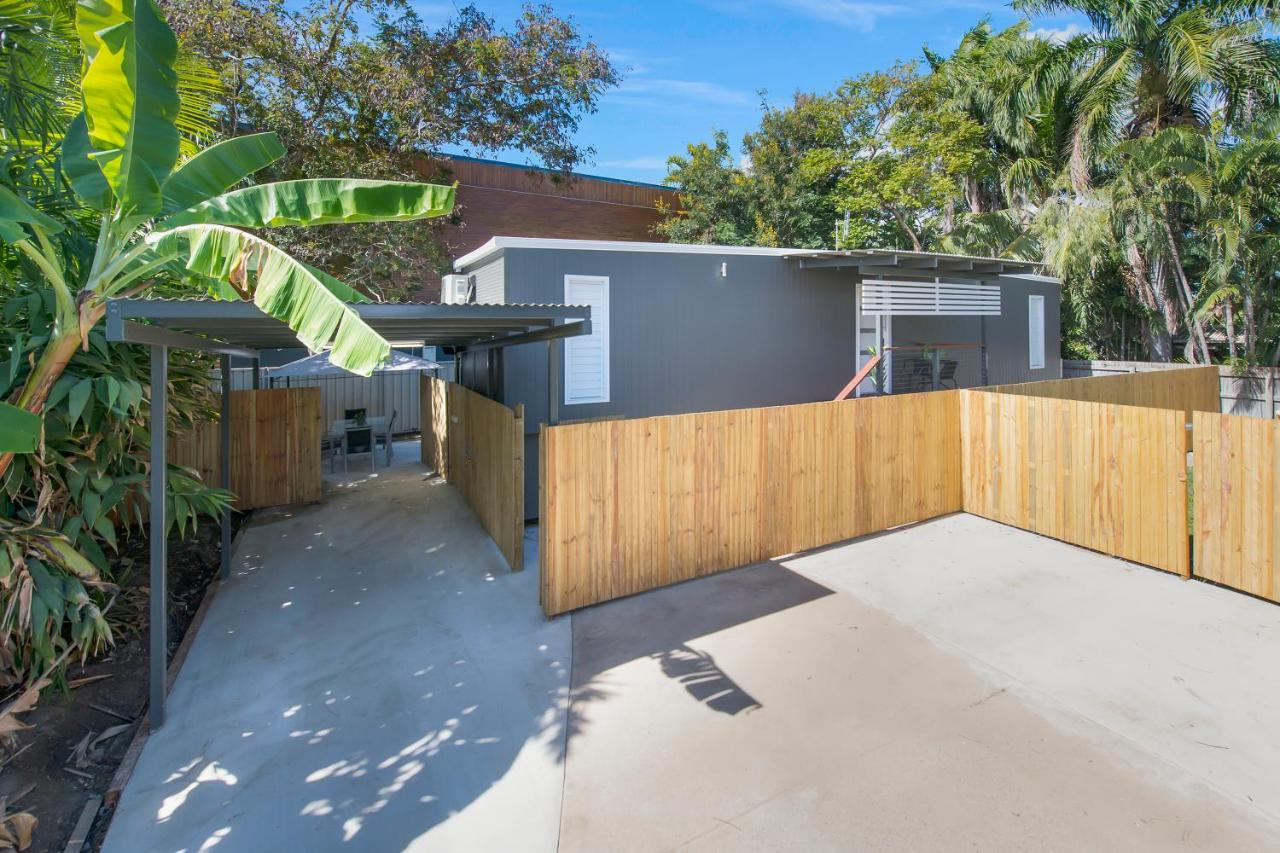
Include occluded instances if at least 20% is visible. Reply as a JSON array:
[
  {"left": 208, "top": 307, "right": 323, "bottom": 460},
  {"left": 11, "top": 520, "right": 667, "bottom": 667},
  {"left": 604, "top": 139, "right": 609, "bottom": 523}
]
[{"left": 411, "top": 156, "right": 679, "bottom": 300}]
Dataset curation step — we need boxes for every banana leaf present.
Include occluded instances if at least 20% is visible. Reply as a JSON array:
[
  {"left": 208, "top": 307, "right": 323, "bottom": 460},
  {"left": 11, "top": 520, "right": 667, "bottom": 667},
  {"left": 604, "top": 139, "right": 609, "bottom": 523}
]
[
  {"left": 60, "top": 113, "right": 114, "bottom": 211},
  {"left": 159, "top": 178, "right": 455, "bottom": 230},
  {"left": 150, "top": 224, "right": 391, "bottom": 375},
  {"left": 160, "top": 132, "right": 286, "bottom": 216},
  {"left": 75, "top": 0, "right": 180, "bottom": 220}
]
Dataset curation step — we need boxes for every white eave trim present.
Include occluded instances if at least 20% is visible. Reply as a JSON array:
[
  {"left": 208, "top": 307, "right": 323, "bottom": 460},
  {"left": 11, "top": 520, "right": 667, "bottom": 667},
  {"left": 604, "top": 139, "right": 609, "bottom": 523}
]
[
  {"left": 998, "top": 272, "right": 1060, "bottom": 285},
  {"left": 453, "top": 237, "right": 801, "bottom": 270}
]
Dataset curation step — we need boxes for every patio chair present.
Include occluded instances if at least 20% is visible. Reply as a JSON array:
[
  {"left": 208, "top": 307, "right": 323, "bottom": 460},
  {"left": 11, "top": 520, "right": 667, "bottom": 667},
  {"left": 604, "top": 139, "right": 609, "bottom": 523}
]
[
  {"left": 375, "top": 409, "right": 397, "bottom": 466},
  {"left": 906, "top": 357, "right": 933, "bottom": 392},
  {"left": 343, "top": 425, "right": 376, "bottom": 473},
  {"left": 938, "top": 359, "right": 959, "bottom": 390}
]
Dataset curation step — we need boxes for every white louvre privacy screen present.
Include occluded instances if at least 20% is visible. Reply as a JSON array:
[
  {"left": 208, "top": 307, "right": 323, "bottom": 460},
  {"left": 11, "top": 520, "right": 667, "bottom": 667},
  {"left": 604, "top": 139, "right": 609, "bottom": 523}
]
[{"left": 861, "top": 279, "right": 1001, "bottom": 316}]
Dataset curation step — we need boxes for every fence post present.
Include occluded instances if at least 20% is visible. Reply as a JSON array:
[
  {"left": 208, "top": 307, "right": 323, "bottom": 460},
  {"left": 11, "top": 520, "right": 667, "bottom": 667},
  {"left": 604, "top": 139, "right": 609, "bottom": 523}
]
[{"left": 931, "top": 349, "right": 941, "bottom": 391}]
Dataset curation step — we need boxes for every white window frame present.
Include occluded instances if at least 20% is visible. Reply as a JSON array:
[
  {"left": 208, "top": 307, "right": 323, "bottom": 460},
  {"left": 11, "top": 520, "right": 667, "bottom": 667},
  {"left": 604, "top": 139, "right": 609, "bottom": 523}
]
[
  {"left": 1028, "top": 294, "right": 1046, "bottom": 370},
  {"left": 563, "top": 274, "right": 610, "bottom": 405}
]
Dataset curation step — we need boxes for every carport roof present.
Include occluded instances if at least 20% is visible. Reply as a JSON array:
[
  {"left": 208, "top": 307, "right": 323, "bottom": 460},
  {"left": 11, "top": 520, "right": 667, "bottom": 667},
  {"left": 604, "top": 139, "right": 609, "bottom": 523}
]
[{"left": 105, "top": 297, "right": 592, "bottom": 358}]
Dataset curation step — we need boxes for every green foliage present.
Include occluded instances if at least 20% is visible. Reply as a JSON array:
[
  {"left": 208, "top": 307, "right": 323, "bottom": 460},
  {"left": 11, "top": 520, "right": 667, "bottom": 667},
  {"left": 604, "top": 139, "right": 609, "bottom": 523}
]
[
  {"left": 0, "top": 285, "right": 232, "bottom": 685},
  {"left": 0, "top": 0, "right": 458, "bottom": 687},
  {"left": 657, "top": 6, "right": 1280, "bottom": 366},
  {"left": 163, "top": 0, "right": 621, "bottom": 299},
  {"left": 655, "top": 131, "right": 757, "bottom": 245}
]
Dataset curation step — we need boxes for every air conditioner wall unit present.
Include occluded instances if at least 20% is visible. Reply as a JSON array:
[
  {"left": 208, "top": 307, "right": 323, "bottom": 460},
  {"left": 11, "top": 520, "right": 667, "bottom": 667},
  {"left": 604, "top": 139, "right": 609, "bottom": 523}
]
[{"left": 441, "top": 274, "right": 472, "bottom": 304}]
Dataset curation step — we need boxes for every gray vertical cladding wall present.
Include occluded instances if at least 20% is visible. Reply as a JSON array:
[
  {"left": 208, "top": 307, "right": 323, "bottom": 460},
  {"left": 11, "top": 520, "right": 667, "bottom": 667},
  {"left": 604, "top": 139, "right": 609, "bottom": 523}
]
[
  {"left": 471, "top": 257, "right": 505, "bottom": 303},
  {"left": 469, "top": 248, "right": 860, "bottom": 514},
  {"left": 457, "top": 246, "right": 1062, "bottom": 516},
  {"left": 890, "top": 279, "right": 1062, "bottom": 386}
]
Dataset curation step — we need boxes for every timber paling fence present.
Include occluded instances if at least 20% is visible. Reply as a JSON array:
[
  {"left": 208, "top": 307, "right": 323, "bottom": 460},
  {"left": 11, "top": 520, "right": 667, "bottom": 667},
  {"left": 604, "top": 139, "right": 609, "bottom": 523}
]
[
  {"left": 538, "top": 364, "right": 1278, "bottom": 616},
  {"left": 1063, "top": 359, "right": 1280, "bottom": 419},
  {"left": 420, "top": 376, "right": 525, "bottom": 572},
  {"left": 136, "top": 388, "right": 322, "bottom": 519}
]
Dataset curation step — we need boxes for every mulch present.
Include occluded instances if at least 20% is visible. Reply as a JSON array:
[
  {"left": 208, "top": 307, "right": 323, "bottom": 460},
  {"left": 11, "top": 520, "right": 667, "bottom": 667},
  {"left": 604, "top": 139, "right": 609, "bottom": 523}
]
[{"left": 0, "top": 515, "right": 242, "bottom": 853}]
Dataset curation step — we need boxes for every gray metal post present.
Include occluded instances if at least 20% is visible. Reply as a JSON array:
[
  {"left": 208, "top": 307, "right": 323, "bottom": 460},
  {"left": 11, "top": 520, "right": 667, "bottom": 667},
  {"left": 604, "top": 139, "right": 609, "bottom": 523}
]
[
  {"left": 149, "top": 346, "right": 168, "bottom": 730},
  {"left": 252, "top": 357, "right": 261, "bottom": 389},
  {"left": 931, "top": 349, "right": 941, "bottom": 391},
  {"left": 547, "top": 339, "right": 561, "bottom": 426},
  {"left": 219, "top": 355, "right": 232, "bottom": 579}
]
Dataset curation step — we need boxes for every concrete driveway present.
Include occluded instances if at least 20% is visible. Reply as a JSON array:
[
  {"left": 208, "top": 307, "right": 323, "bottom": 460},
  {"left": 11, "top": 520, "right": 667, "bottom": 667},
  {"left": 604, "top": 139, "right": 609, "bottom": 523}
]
[
  {"left": 106, "top": 446, "right": 1280, "bottom": 852},
  {"left": 104, "top": 443, "right": 570, "bottom": 852},
  {"left": 560, "top": 515, "right": 1280, "bottom": 851}
]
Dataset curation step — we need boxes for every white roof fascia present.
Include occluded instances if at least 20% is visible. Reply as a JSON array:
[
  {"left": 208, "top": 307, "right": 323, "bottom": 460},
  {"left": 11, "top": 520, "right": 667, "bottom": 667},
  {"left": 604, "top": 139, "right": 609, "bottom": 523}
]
[{"left": 453, "top": 237, "right": 800, "bottom": 271}]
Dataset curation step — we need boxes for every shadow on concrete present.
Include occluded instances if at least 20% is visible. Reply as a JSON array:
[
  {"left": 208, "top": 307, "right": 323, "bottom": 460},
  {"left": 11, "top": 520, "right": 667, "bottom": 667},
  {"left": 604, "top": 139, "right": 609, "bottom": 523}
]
[
  {"left": 568, "top": 562, "right": 834, "bottom": 731},
  {"left": 652, "top": 645, "right": 761, "bottom": 715},
  {"left": 105, "top": 443, "right": 572, "bottom": 852}
]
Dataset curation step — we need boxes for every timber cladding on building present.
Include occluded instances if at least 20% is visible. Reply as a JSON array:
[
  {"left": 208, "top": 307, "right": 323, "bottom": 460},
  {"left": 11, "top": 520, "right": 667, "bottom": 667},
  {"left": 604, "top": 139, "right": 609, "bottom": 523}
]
[{"left": 412, "top": 155, "right": 678, "bottom": 300}]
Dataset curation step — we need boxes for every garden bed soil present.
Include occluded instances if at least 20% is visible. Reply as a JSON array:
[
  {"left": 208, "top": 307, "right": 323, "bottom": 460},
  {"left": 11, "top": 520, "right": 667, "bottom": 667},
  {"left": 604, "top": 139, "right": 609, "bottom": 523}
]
[{"left": 0, "top": 515, "right": 241, "bottom": 853}]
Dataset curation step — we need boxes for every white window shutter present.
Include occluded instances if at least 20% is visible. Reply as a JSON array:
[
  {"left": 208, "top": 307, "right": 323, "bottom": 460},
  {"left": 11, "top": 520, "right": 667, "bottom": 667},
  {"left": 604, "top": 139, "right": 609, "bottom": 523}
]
[
  {"left": 1028, "top": 294, "right": 1045, "bottom": 370},
  {"left": 564, "top": 275, "right": 610, "bottom": 404}
]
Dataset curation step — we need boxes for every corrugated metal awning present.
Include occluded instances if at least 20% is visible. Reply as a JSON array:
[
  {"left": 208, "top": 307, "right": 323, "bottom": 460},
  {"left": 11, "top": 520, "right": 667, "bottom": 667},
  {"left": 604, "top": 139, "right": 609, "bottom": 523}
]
[
  {"left": 785, "top": 248, "right": 1050, "bottom": 280},
  {"left": 105, "top": 298, "right": 592, "bottom": 355}
]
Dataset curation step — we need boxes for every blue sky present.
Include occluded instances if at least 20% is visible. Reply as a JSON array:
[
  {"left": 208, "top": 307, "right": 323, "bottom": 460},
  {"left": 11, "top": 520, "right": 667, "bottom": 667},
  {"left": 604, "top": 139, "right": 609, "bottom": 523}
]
[{"left": 422, "top": 1, "right": 1088, "bottom": 185}]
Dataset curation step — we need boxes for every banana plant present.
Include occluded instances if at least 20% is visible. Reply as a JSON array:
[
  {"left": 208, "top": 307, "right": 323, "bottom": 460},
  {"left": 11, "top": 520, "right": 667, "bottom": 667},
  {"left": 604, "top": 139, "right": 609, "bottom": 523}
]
[{"left": 0, "top": 0, "right": 454, "bottom": 466}]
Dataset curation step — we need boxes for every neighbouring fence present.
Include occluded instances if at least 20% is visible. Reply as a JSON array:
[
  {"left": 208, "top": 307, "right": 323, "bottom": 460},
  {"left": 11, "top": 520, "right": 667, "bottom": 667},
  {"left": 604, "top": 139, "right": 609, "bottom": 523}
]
[
  {"left": 420, "top": 376, "right": 524, "bottom": 571},
  {"left": 960, "top": 391, "right": 1190, "bottom": 577},
  {"left": 538, "top": 392, "right": 961, "bottom": 616},
  {"left": 986, "top": 365, "right": 1221, "bottom": 426},
  {"left": 1193, "top": 412, "right": 1280, "bottom": 603},
  {"left": 163, "top": 388, "right": 322, "bottom": 512},
  {"left": 1064, "top": 359, "right": 1280, "bottom": 419},
  {"left": 228, "top": 367, "right": 434, "bottom": 434}
]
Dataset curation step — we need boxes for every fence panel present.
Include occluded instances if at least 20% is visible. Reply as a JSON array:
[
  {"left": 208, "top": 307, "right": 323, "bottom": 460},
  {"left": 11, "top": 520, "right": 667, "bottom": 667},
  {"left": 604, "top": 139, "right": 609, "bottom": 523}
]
[
  {"left": 1193, "top": 412, "right": 1280, "bottom": 602},
  {"left": 267, "top": 370, "right": 424, "bottom": 435},
  {"left": 539, "top": 392, "right": 962, "bottom": 616},
  {"left": 166, "top": 388, "right": 322, "bottom": 510},
  {"left": 961, "top": 390, "right": 1189, "bottom": 576},
  {"left": 1062, "top": 360, "right": 1279, "bottom": 419},
  {"left": 988, "top": 365, "right": 1220, "bottom": 424},
  {"left": 420, "top": 374, "right": 449, "bottom": 475},
  {"left": 420, "top": 377, "right": 524, "bottom": 570}
]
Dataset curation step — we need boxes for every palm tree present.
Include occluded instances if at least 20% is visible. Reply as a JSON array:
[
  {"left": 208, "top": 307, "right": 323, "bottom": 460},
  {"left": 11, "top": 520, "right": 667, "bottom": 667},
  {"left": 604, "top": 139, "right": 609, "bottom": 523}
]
[
  {"left": 1014, "top": 0, "right": 1280, "bottom": 192},
  {"left": 1196, "top": 118, "right": 1280, "bottom": 364}
]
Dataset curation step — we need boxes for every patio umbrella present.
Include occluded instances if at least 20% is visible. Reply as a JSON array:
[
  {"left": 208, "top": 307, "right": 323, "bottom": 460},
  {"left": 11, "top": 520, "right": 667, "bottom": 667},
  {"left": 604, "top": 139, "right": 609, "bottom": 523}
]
[{"left": 269, "top": 348, "right": 442, "bottom": 378}]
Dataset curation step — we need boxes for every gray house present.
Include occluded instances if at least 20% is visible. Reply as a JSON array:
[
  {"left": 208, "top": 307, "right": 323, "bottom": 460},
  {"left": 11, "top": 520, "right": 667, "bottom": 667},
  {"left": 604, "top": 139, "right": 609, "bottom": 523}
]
[{"left": 450, "top": 237, "right": 1061, "bottom": 512}]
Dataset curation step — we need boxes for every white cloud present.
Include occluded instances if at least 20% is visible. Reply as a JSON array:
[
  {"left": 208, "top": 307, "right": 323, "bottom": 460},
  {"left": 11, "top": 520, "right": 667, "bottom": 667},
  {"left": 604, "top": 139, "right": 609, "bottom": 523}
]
[
  {"left": 768, "top": 0, "right": 905, "bottom": 31},
  {"left": 617, "top": 78, "right": 755, "bottom": 106},
  {"left": 1028, "top": 22, "right": 1086, "bottom": 43},
  {"left": 598, "top": 156, "right": 671, "bottom": 171}
]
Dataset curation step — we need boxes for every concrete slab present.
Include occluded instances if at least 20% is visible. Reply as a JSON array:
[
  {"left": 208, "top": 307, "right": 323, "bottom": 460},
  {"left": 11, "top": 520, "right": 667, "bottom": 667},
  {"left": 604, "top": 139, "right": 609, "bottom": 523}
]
[
  {"left": 789, "top": 513, "right": 1280, "bottom": 828},
  {"left": 103, "top": 442, "right": 569, "bottom": 853},
  {"left": 560, "top": 529, "right": 1280, "bottom": 851}
]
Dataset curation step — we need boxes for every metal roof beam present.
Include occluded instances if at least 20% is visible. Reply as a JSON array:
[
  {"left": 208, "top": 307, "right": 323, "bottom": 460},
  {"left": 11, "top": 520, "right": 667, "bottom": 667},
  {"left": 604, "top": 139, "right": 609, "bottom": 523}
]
[
  {"left": 796, "top": 256, "right": 860, "bottom": 270},
  {"left": 892, "top": 255, "right": 940, "bottom": 269},
  {"left": 459, "top": 318, "right": 591, "bottom": 353},
  {"left": 106, "top": 309, "right": 257, "bottom": 358}
]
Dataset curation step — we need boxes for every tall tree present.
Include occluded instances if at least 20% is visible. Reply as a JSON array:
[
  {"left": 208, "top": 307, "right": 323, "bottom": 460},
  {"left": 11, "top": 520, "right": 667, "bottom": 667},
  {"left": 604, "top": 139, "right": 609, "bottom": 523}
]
[
  {"left": 162, "top": 0, "right": 620, "bottom": 298},
  {"left": 655, "top": 131, "right": 757, "bottom": 245}
]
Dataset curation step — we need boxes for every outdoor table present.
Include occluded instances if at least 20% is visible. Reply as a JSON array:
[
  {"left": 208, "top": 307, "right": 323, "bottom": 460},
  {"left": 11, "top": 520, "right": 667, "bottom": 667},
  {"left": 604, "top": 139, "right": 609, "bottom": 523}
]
[{"left": 327, "top": 416, "right": 392, "bottom": 472}]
